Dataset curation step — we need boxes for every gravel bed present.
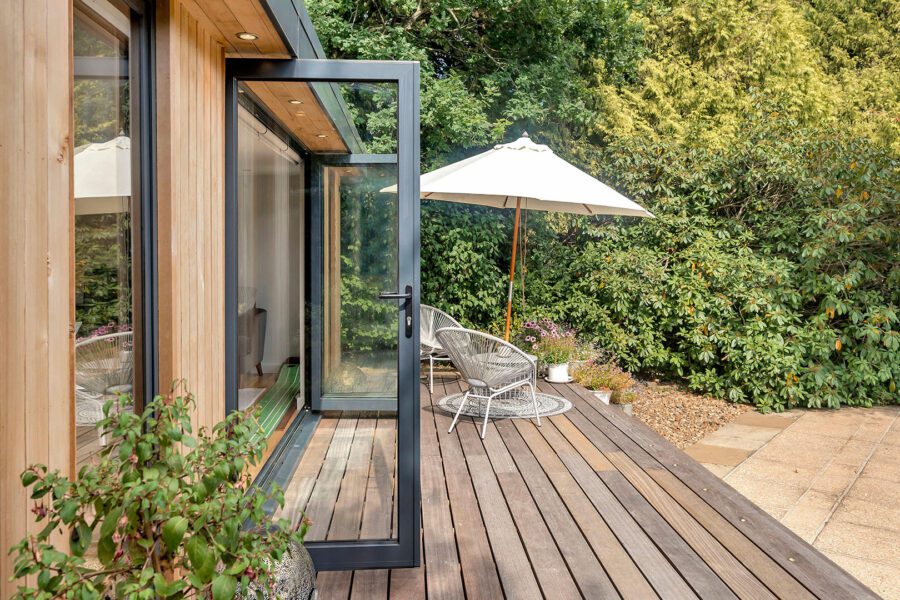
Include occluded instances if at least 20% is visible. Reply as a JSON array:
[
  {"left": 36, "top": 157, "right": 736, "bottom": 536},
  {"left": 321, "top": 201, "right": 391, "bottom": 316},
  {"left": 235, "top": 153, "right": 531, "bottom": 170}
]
[{"left": 629, "top": 380, "right": 751, "bottom": 448}]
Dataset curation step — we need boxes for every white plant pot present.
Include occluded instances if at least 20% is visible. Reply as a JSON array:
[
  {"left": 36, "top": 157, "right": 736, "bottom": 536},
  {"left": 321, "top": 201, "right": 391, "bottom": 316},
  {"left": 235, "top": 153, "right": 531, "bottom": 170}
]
[
  {"left": 546, "top": 363, "right": 570, "bottom": 383},
  {"left": 593, "top": 390, "right": 612, "bottom": 405}
]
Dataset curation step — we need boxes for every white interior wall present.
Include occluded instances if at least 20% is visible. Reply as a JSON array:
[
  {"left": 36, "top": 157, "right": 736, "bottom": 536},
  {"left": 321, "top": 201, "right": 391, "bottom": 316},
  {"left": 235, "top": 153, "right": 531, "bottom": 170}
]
[{"left": 237, "top": 108, "right": 304, "bottom": 378}]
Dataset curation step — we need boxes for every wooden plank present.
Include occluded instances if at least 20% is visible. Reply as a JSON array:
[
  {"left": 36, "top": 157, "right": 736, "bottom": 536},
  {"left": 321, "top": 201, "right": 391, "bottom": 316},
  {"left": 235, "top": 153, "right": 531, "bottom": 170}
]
[
  {"left": 565, "top": 383, "right": 878, "bottom": 600},
  {"left": 538, "top": 419, "right": 698, "bottom": 599},
  {"left": 554, "top": 407, "right": 739, "bottom": 600},
  {"left": 494, "top": 418, "right": 620, "bottom": 599},
  {"left": 305, "top": 416, "right": 357, "bottom": 540},
  {"left": 455, "top": 421, "right": 543, "bottom": 600},
  {"left": 244, "top": 81, "right": 347, "bottom": 153},
  {"left": 23, "top": 1, "right": 52, "bottom": 557},
  {"left": 548, "top": 414, "right": 616, "bottom": 471},
  {"left": 349, "top": 570, "right": 388, "bottom": 600},
  {"left": 512, "top": 418, "right": 659, "bottom": 599},
  {"left": 419, "top": 380, "right": 465, "bottom": 599},
  {"left": 389, "top": 527, "right": 426, "bottom": 600},
  {"left": 329, "top": 417, "right": 377, "bottom": 540},
  {"left": 316, "top": 571, "right": 352, "bottom": 600},
  {"left": 0, "top": 1, "right": 73, "bottom": 592},
  {"left": 428, "top": 380, "right": 505, "bottom": 599},
  {"left": 358, "top": 415, "right": 396, "bottom": 540},
  {"left": 559, "top": 385, "right": 816, "bottom": 599},
  {"left": 548, "top": 384, "right": 777, "bottom": 599},
  {"left": 476, "top": 421, "right": 582, "bottom": 600},
  {"left": 599, "top": 471, "right": 738, "bottom": 600}
]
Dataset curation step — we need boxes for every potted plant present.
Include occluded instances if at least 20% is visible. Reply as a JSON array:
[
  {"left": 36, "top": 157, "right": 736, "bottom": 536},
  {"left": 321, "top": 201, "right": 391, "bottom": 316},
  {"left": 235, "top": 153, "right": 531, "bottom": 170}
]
[
  {"left": 522, "top": 318, "right": 577, "bottom": 383},
  {"left": 9, "top": 387, "right": 313, "bottom": 599},
  {"left": 611, "top": 388, "right": 638, "bottom": 416},
  {"left": 573, "top": 358, "right": 636, "bottom": 413}
]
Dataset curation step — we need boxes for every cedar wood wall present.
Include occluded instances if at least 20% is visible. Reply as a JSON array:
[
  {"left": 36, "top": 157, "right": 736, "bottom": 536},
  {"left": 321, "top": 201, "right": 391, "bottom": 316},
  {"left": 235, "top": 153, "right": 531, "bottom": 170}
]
[{"left": 0, "top": 0, "right": 227, "bottom": 590}]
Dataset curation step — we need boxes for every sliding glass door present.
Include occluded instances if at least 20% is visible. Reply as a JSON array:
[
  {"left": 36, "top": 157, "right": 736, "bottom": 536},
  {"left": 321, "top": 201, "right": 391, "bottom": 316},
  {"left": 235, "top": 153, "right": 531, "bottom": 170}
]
[{"left": 225, "top": 59, "right": 420, "bottom": 570}]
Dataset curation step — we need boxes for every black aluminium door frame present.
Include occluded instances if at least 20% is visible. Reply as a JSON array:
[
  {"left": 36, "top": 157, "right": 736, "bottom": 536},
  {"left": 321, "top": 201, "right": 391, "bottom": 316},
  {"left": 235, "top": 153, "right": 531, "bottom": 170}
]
[{"left": 224, "top": 58, "right": 421, "bottom": 570}]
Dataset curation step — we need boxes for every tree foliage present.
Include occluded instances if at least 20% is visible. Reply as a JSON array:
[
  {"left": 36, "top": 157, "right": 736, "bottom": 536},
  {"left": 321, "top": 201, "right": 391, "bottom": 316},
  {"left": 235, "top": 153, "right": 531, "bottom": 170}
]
[{"left": 309, "top": 0, "right": 899, "bottom": 408}]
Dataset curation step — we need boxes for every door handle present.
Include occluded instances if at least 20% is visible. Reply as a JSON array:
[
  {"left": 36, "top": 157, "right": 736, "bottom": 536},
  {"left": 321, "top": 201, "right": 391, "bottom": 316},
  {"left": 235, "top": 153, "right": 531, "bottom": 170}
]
[{"left": 378, "top": 285, "right": 413, "bottom": 338}]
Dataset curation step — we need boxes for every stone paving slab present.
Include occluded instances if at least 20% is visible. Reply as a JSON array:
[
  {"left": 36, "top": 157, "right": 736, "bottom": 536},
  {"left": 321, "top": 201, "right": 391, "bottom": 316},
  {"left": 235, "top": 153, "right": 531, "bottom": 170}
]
[
  {"left": 683, "top": 442, "right": 751, "bottom": 465},
  {"left": 688, "top": 405, "right": 900, "bottom": 600}
]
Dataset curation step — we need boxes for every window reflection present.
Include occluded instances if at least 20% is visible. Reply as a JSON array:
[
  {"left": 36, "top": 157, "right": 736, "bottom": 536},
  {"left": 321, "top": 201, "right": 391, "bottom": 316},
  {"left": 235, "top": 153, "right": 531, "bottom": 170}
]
[{"left": 73, "top": 0, "right": 135, "bottom": 470}]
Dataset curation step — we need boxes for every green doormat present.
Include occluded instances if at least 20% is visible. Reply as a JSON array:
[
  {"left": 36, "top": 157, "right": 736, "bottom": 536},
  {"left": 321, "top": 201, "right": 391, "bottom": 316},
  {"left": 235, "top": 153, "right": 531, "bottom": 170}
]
[{"left": 251, "top": 364, "right": 301, "bottom": 442}]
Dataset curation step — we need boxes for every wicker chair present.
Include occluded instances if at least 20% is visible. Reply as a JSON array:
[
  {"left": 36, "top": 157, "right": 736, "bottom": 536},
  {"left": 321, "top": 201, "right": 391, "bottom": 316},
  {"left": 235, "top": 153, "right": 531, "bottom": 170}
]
[
  {"left": 436, "top": 327, "right": 540, "bottom": 438},
  {"left": 75, "top": 332, "right": 134, "bottom": 447},
  {"left": 75, "top": 332, "right": 134, "bottom": 395},
  {"left": 75, "top": 387, "right": 107, "bottom": 446},
  {"left": 420, "top": 304, "right": 463, "bottom": 392}
]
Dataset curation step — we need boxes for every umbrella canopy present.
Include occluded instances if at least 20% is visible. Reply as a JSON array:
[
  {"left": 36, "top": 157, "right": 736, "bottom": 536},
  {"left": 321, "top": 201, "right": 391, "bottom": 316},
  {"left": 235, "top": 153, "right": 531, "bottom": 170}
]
[
  {"left": 74, "top": 136, "right": 131, "bottom": 215},
  {"left": 419, "top": 133, "right": 652, "bottom": 217},
  {"left": 418, "top": 133, "right": 653, "bottom": 340}
]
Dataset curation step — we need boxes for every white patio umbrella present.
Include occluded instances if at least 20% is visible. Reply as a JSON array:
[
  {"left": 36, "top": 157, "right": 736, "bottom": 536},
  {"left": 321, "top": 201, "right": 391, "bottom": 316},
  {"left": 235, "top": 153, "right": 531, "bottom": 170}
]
[
  {"left": 74, "top": 136, "right": 131, "bottom": 215},
  {"left": 418, "top": 133, "right": 653, "bottom": 340}
]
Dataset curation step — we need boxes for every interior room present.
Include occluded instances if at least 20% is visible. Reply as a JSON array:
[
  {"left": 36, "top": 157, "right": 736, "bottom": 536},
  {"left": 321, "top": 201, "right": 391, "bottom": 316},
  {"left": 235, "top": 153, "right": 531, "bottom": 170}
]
[{"left": 234, "top": 77, "right": 403, "bottom": 544}]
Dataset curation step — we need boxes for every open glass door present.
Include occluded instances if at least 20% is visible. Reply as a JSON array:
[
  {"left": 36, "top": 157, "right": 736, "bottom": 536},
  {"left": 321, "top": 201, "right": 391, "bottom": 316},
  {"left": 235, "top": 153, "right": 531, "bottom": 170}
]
[{"left": 225, "top": 59, "right": 420, "bottom": 570}]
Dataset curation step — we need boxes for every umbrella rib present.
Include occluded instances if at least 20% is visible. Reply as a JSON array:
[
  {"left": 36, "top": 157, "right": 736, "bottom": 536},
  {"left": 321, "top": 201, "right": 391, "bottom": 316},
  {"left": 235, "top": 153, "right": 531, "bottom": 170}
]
[{"left": 583, "top": 204, "right": 594, "bottom": 215}]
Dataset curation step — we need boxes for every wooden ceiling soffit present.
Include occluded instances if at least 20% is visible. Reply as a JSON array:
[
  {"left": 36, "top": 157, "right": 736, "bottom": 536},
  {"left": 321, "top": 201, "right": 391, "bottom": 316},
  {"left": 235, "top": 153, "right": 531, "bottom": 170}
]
[
  {"left": 244, "top": 80, "right": 349, "bottom": 153},
  {"left": 184, "top": 0, "right": 290, "bottom": 57}
]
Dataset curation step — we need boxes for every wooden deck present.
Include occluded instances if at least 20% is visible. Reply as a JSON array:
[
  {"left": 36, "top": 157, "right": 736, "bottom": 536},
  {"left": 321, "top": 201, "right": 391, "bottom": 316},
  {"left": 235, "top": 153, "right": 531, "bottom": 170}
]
[{"left": 311, "top": 375, "right": 878, "bottom": 600}]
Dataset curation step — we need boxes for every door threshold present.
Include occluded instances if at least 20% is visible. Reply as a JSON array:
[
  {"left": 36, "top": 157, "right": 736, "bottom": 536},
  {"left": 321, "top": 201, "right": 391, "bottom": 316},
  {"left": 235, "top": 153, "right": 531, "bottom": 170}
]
[{"left": 253, "top": 406, "right": 320, "bottom": 515}]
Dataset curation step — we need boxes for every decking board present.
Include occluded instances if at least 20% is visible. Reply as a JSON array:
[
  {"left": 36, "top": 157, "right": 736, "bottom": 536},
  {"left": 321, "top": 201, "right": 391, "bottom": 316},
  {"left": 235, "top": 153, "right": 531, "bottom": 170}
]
[{"left": 287, "top": 377, "right": 877, "bottom": 600}]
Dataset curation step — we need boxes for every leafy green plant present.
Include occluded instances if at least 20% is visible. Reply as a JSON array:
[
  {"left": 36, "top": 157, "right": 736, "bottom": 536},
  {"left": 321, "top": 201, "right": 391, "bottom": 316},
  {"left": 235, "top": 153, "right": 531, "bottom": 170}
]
[
  {"left": 312, "top": 0, "right": 899, "bottom": 411},
  {"left": 9, "top": 389, "right": 304, "bottom": 599}
]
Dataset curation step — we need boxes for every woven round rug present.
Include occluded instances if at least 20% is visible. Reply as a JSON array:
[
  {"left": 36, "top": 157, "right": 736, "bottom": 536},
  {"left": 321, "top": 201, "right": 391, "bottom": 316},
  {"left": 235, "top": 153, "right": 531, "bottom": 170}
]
[{"left": 437, "top": 390, "right": 572, "bottom": 419}]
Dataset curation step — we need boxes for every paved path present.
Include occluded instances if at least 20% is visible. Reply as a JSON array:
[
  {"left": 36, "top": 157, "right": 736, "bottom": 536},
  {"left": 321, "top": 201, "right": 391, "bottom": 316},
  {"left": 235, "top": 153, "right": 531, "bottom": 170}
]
[{"left": 687, "top": 406, "right": 900, "bottom": 600}]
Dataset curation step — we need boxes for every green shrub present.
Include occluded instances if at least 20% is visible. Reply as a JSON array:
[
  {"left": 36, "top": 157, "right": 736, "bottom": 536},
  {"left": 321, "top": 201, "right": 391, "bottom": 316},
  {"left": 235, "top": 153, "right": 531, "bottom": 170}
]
[
  {"left": 425, "top": 118, "right": 899, "bottom": 411},
  {"left": 9, "top": 389, "right": 303, "bottom": 599}
]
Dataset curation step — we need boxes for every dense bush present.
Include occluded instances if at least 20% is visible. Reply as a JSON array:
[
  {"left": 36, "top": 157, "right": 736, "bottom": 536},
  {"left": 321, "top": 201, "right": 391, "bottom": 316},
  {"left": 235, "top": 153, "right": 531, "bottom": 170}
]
[
  {"left": 429, "top": 118, "right": 898, "bottom": 410},
  {"left": 308, "top": 0, "right": 899, "bottom": 409}
]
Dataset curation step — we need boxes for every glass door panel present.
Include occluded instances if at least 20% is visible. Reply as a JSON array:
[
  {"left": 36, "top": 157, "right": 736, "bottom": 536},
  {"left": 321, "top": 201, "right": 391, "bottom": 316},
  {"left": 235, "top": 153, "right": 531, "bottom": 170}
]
[
  {"left": 322, "top": 163, "right": 399, "bottom": 400},
  {"left": 226, "top": 59, "right": 420, "bottom": 570}
]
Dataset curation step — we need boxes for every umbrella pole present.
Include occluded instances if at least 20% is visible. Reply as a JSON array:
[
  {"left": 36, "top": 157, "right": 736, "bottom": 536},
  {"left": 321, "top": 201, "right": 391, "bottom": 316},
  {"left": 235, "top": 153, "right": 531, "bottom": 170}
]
[{"left": 504, "top": 198, "right": 522, "bottom": 341}]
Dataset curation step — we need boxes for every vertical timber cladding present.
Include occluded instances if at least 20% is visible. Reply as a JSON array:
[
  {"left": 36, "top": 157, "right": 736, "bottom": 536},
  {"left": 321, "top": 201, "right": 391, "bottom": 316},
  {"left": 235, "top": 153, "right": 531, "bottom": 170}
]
[
  {"left": 156, "top": 0, "right": 226, "bottom": 432},
  {"left": 0, "top": 0, "right": 74, "bottom": 593}
]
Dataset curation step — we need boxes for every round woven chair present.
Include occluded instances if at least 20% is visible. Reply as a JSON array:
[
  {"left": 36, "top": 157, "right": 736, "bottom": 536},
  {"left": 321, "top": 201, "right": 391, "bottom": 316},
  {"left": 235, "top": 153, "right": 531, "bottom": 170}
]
[
  {"left": 435, "top": 326, "right": 539, "bottom": 439},
  {"left": 75, "top": 332, "right": 134, "bottom": 395},
  {"left": 420, "top": 304, "right": 463, "bottom": 392}
]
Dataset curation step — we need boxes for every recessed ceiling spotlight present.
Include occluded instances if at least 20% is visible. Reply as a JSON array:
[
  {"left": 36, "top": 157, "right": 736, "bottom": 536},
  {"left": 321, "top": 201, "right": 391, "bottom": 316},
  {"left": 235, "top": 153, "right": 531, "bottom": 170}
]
[
  {"left": 236, "top": 32, "right": 259, "bottom": 41},
  {"left": 316, "top": 134, "right": 328, "bottom": 138},
  {"left": 288, "top": 99, "right": 303, "bottom": 105},
  {"left": 295, "top": 111, "right": 306, "bottom": 116}
]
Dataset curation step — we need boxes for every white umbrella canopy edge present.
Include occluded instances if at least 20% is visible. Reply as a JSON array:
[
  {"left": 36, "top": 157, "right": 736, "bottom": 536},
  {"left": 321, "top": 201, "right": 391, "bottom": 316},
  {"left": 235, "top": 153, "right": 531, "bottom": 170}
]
[
  {"left": 418, "top": 134, "right": 654, "bottom": 218},
  {"left": 74, "top": 136, "right": 131, "bottom": 215}
]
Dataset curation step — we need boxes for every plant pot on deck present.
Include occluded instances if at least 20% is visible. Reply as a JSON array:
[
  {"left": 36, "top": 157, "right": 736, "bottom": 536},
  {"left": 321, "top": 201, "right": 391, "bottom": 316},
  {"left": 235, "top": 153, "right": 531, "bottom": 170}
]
[
  {"left": 545, "top": 363, "right": 571, "bottom": 383},
  {"left": 236, "top": 541, "right": 317, "bottom": 600},
  {"left": 611, "top": 388, "right": 636, "bottom": 416},
  {"left": 593, "top": 389, "right": 612, "bottom": 405}
]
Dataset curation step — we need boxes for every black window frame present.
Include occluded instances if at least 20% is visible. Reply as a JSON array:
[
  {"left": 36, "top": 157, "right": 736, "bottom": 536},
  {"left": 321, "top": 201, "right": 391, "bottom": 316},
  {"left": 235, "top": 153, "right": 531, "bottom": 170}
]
[
  {"left": 224, "top": 58, "right": 421, "bottom": 571},
  {"left": 72, "top": 0, "right": 158, "bottom": 411}
]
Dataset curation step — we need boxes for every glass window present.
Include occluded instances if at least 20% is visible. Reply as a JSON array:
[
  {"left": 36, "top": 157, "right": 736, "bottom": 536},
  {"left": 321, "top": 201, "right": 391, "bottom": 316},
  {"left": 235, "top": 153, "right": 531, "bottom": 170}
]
[{"left": 73, "top": 0, "right": 137, "bottom": 470}]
